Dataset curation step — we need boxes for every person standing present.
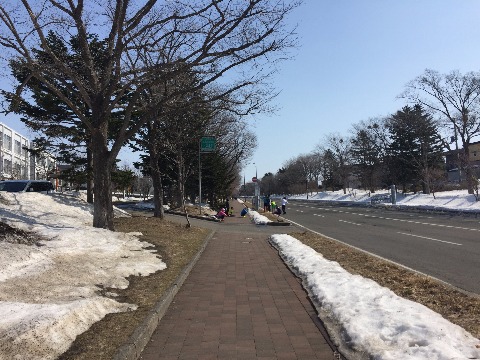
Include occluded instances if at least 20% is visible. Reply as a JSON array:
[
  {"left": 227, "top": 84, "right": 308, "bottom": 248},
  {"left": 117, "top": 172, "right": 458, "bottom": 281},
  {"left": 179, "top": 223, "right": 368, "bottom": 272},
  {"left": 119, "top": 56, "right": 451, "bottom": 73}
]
[
  {"left": 263, "top": 195, "right": 270, "bottom": 212},
  {"left": 281, "top": 197, "right": 288, "bottom": 214}
]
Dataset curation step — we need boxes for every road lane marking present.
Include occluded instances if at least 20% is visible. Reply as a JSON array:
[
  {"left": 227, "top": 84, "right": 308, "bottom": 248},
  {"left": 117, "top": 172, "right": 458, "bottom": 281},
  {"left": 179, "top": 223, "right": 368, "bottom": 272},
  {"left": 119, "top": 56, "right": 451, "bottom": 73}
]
[
  {"left": 301, "top": 206, "right": 480, "bottom": 232},
  {"left": 397, "top": 232, "right": 462, "bottom": 246},
  {"left": 339, "top": 219, "right": 362, "bottom": 226}
]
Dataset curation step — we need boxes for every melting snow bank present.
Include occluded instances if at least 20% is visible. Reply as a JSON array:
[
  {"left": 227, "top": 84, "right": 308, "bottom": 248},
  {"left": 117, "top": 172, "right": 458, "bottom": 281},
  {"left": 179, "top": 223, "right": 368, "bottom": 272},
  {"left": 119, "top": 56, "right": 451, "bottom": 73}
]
[
  {"left": 0, "top": 193, "right": 166, "bottom": 360},
  {"left": 0, "top": 298, "right": 133, "bottom": 359},
  {"left": 247, "top": 210, "right": 272, "bottom": 225},
  {"left": 270, "top": 234, "right": 480, "bottom": 360}
]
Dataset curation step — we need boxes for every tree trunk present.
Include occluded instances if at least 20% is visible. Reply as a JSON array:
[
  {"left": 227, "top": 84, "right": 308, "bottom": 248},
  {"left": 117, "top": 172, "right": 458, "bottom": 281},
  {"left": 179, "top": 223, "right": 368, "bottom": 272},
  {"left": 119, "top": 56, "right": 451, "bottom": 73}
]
[
  {"left": 147, "top": 120, "right": 165, "bottom": 219},
  {"left": 86, "top": 143, "right": 94, "bottom": 204},
  {"left": 149, "top": 149, "right": 165, "bottom": 219},
  {"left": 91, "top": 127, "right": 114, "bottom": 230},
  {"left": 177, "top": 151, "right": 185, "bottom": 210},
  {"left": 463, "top": 147, "right": 475, "bottom": 194}
]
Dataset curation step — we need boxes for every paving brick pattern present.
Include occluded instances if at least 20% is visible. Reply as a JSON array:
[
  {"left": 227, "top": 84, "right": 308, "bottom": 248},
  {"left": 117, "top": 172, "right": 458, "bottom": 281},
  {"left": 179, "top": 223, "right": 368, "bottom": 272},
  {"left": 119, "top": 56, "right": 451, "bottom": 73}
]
[{"left": 140, "top": 203, "right": 335, "bottom": 359}]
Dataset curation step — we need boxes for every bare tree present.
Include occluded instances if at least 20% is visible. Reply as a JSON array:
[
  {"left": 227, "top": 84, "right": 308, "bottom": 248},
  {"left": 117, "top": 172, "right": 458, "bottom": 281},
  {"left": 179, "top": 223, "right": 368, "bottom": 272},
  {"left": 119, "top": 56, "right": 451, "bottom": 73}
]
[
  {"left": 401, "top": 69, "right": 480, "bottom": 194},
  {"left": 0, "top": 0, "right": 300, "bottom": 229},
  {"left": 316, "top": 133, "right": 352, "bottom": 194},
  {"left": 350, "top": 118, "right": 387, "bottom": 192},
  {"left": 296, "top": 153, "right": 318, "bottom": 198}
]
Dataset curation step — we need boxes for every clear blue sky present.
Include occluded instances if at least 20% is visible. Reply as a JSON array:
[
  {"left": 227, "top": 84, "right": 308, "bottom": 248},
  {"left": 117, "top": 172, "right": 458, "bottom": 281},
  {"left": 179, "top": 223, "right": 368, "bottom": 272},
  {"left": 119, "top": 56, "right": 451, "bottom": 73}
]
[
  {"left": 1, "top": 1, "right": 480, "bottom": 180},
  {"left": 244, "top": 0, "right": 480, "bottom": 180}
]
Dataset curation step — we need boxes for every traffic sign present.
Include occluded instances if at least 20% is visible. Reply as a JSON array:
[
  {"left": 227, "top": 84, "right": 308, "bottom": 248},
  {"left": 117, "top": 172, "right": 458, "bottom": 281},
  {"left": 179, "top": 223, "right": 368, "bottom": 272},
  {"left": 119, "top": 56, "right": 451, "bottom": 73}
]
[
  {"left": 252, "top": 177, "right": 257, "bottom": 182},
  {"left": 200, "top": 136, "right": 216, "bottom": 152}
]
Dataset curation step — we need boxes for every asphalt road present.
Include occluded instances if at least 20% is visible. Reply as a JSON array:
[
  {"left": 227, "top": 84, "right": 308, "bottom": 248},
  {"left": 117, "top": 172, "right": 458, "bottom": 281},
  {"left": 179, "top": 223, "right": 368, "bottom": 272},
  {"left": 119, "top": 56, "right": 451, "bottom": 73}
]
[{"left": 282, "top": 200, "right": 480, "bottom": 295}]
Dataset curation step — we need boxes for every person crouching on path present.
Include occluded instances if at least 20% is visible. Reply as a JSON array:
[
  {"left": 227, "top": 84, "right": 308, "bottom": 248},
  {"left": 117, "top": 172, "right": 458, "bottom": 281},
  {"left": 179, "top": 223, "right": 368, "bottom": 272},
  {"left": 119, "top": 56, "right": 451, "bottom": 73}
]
[
  {"left": 216, "top": 208, "right": 227, "bottom": 221},
  {"left": 281, "top": 197, "right": 288, "bottom": 214},
  {"left": 240, "top": 206, "right": 249, "bottom": 217}
]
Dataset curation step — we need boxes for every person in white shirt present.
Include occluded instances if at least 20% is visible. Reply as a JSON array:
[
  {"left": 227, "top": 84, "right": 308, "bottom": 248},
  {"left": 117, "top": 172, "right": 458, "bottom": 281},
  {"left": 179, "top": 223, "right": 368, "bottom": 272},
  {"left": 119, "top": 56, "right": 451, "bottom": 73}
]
[{"left": 281, "top": 197, "right": 288, "bottom": 214}]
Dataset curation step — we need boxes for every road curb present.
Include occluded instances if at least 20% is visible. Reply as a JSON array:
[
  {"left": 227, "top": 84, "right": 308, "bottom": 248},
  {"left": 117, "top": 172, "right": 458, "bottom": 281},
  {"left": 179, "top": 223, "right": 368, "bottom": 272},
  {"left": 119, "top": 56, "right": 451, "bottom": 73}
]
[
  {"left": 113, "top": 229, "right": 216, "bottom": 360},
  {"left": 266, "top": 221, "right": 291, "bottom": 226},
  {"left": 165, "top": 209, "right": 221, "bottom": 222}
]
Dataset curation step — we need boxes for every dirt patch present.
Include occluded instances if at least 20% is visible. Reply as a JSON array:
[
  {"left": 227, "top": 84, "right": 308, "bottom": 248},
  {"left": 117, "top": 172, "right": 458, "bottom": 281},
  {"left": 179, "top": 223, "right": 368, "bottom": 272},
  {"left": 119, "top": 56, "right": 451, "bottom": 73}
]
[
  {"left": 289, "top": 230, "right": 480, "bottom": 339},
  {"left": 57, "top": 215, "right": 209, "bottom": 360}
]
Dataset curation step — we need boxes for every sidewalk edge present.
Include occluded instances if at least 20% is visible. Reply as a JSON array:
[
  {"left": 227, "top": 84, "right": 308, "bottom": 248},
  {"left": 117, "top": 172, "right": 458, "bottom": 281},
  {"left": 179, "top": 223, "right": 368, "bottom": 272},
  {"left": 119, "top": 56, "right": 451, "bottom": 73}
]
[{"left": 113, "top": 229, "right": 216, "bottom": 360}]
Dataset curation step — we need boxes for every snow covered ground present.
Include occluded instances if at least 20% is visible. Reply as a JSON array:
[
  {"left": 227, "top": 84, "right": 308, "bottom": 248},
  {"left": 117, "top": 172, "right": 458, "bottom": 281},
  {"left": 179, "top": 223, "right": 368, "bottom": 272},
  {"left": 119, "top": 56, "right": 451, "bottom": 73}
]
[
  {"left": 0, "top": 189, "right": 478, "bottom": 359},
  {"left": 290, "top": 188, "right": 480, "bottom": 213},
  {"left": 0, "top": 192, "right": 165, "bottom": 360}
]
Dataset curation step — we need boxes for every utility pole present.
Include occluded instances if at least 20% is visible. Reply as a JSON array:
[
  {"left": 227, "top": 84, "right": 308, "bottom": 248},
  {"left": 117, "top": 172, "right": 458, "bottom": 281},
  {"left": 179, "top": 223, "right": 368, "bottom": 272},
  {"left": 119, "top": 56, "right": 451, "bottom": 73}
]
[{"left": 199, "top": 136, "right": 216, "bottom": 215}]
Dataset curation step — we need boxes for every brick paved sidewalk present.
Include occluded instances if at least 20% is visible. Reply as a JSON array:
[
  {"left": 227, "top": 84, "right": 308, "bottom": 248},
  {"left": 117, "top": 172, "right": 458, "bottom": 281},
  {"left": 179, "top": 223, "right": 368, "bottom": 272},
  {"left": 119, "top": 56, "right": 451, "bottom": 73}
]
[{"left": 139, "top": 201, "right": 336, "bottom": 359}]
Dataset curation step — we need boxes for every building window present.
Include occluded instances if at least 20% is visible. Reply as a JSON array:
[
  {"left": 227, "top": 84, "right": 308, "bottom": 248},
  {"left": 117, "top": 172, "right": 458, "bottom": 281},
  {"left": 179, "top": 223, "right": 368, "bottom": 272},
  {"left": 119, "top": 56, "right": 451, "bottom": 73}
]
[
  {"left": 14, "top": 162, "right": 21, "bottom": 177},
  {"left": 14, "top": 140, "right": 21, "bottom": 155},
  {"left": 3, "top": 134, "right": 11, "bottom": 151},
  {"left": 3, "top": 159, "right": 12, "bottom": 174},
  {"left": 474, "top": 151, "right": 477, "bottom": 157}
]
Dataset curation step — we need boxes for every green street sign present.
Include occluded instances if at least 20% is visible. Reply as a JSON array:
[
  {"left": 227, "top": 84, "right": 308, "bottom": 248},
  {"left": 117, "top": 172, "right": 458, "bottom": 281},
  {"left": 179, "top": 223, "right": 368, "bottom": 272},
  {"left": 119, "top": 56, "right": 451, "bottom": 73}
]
[{"left": 200, "top": 136, "right": 216, "bottom": 152}]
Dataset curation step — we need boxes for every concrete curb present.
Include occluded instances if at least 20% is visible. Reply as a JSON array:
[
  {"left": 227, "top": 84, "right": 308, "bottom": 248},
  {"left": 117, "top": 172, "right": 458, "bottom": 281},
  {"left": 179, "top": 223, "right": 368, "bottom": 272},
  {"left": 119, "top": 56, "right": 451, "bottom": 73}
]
[
  {"left": 113, "top": 229, "right": 216, "bottom": 360},
  {"left": 165, "top": 210, "right": 221, "bottom": 222},
  {"left": 266, "top": 221, "right": 291, "bottom": 226}
]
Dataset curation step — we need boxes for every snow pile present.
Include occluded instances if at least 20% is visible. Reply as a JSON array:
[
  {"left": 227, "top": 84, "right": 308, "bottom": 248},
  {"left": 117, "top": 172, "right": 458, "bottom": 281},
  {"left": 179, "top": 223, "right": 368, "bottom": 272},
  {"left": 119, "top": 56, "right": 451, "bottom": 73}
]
[
  {"left": 292, "top": 190, "right": 374, "bottom": 203},
  {"left": 270, "top": 234, "right": 480, "bottom": 360},
  {"left": 291, "top": 189, "right": 480, "bottom": 212},
  {"left": 134, "top": 200, "right": 170, "bottom": 211},
  {"left": 395, "top": 190, "right": 480, "bottom": 212},
  {"left": 0, "top": 192, "right": 166, "bottom": 360},
  {"left": 247, "top": 209, "right": 272, "bottom": 225}
]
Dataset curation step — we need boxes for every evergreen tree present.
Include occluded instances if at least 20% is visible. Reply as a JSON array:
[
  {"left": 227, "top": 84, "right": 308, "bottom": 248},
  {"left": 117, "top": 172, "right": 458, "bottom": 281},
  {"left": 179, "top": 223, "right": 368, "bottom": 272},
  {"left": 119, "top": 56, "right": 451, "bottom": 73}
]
[
  {"left": 386, "top": 105, "right": 444, "bottom": 193},
  {"left": 2, "top": 32, "right": 114, "bottom": 202}
]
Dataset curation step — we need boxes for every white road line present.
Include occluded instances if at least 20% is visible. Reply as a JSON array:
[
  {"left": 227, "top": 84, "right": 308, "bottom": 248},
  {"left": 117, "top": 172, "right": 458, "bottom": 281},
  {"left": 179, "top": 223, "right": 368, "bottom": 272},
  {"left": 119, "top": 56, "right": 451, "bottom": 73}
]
[
  {"left": 315, "top": 207, "right": 480, "bottom": 232},
  {"left": 397, "top": 232, "right": 462, "bottom": 246},
  {"left": 313, "top": 214, "right": 325, "bottom": 217},
  {"left": 339, "top": 219, "right": 362, "bottom": 226},
  {"left": 294, "top": 204, "right": 480, "bottom": 232}
]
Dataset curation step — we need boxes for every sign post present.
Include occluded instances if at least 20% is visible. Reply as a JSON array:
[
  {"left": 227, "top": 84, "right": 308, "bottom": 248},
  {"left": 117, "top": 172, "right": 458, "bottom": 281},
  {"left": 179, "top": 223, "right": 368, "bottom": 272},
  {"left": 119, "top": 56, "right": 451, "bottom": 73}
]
[{"left": 199, "top": 137, "right": 216, "bottom": 214}]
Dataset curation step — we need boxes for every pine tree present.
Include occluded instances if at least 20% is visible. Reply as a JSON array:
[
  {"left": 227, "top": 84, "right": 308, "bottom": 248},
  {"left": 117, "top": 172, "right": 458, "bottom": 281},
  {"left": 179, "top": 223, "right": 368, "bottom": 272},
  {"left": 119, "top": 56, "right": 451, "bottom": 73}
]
[{"left": 386, "top": 105, "right": 444, "bottom": 193}]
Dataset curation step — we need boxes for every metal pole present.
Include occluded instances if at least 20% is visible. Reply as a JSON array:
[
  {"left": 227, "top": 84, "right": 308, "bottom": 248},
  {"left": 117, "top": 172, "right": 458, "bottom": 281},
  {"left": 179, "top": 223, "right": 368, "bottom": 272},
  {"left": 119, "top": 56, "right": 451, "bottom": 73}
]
[
  {"left": 454, "top": 126, "right": 461, "bottom": 182},
  {"left": 391, "top": 184, "right": 396, "bottom": 205},
  {"left": 199, "top": 141, "right": 202, "bottom": 215}
]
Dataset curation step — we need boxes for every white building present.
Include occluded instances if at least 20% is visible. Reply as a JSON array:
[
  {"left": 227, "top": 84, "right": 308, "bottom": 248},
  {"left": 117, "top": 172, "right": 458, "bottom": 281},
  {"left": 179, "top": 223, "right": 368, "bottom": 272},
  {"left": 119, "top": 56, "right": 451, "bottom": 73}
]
[
  {"left": 0, "top": 122, "right": 30, "bottom": 180},
  {"left": 32, "top": 151, "right": 56, "bottom": 181}
]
